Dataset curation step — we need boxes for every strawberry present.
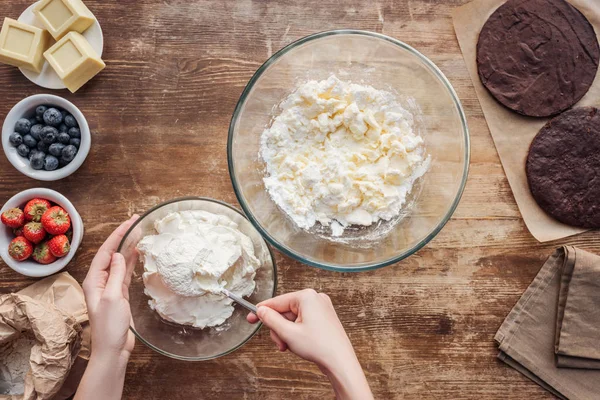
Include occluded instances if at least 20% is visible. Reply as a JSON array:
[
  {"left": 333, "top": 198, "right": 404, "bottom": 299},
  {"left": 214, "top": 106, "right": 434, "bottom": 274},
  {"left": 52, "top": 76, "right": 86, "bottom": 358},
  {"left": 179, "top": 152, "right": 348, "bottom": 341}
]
[
  {"left": 65, "top": 229, "right": 73, "bottom": 242},
  {"left": 32, "top": 241, "right": 57, "bottom": 264},
  {"left": 8, "top": 236, "right": 33, "bottom": 261},
  {"left": 1, "top": 208, "right": 25, "bottom": 228},
  {"left": 41, "top": 206, "right": 70, "bottom": 235},
  {"left": 23, "top": 222, "right": 47, "bottom": 244},
  {"left": 48, "top": 234, "right": 70, "bottom": 257},
  {"left": 13, "top": 227, "right": 24, "bottom": 237},
  {"left": 24, "top": 198, "right": 51, "bottom": 222}
]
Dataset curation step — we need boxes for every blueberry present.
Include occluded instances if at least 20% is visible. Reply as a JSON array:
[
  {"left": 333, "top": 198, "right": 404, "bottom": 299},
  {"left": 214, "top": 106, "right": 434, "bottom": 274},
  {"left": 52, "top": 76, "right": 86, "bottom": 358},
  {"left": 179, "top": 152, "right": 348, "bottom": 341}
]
[
  {"left": 35, "top": 105, "right": 48, "bottom": 118},
  {"left": 41, "top": 126, "right": 58, "bottom": 144},
  {"left": 43, "top": 133, "right": 57, "bottom": 144},
  {"left": 59, "top": 157, "right": 70, "bottom": 168},
  {"left": 69, "top": 138, "right": 80, "bottom": 148},
  {"left": 60, "top": 109, "right": 68, "bottom": 119},
  {"left": 36, "top": 115, "right": 44, "bottom": 123},
  {"left": 58, "top": 124, "right": 68, "bottom": 133},
  {"left": 9, "top": 132, "right": 23, "bottom": 146},
  {"left": 28, "top": 149, "right": 41, "bottom": 160},
  {"left": 68, "top": 127, "right": 81, "bottom": 138},
  {"left": 62, "top": 145, "right": 77, "bottom": 162},
  {"left": 17, "top": 144, "right": 30, "bottom": 157},
  {"left": 29, "top": 124, "right": 44, "bottom": 140},
  {"left": 49, "top": 143, "right": 65, "bottom": 157},
  {"left": 43, "top": 108, "right": 63, "bottom": 126},
  {"left": 44, "top": 155, "right": 59, "bottom": 171},
  {"left": 37, "top": 141, "right": 50, "bottom": 153},
  {"left": 64, "top": 114, "right": 78, "bottom": 128},
  {"left": 28, "top": 117, "right": 38, "bottom": 126},
  {"left": 14, "top": 118, "right": 31, "bottom": 134},
  {"left": 30, "top": 151, "right": 45, "bottom": 170},
  {"left": 58, "top": 132, "right": 71, "bottom": 144},
  {"left": 23, "top": 134, "right": 37, "bottom": 148}
]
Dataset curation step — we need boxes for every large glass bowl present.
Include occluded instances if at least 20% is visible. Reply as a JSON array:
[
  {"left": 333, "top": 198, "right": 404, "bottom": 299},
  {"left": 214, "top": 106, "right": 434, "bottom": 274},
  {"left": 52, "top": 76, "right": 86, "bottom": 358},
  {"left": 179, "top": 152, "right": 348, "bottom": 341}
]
[
  {"left": 118, "top": 197, "right": 277, "bottom": 361},
  {"left": 228, "top": 30, "right": 469, "bottom": 272}
]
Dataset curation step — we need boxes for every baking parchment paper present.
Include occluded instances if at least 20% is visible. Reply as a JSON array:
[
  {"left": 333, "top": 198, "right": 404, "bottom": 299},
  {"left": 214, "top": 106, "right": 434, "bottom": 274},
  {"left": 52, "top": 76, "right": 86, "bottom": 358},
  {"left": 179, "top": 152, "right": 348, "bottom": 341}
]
[{"left": 452, "top": 0, "right": 600, "bottom": 242}]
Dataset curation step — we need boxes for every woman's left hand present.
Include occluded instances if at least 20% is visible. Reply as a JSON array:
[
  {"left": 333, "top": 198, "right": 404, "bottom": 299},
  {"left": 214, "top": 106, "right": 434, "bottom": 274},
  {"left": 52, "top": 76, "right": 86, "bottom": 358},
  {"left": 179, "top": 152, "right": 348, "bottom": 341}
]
[{"left": 82, "top": 215, "right": 139, "bottom": 362}]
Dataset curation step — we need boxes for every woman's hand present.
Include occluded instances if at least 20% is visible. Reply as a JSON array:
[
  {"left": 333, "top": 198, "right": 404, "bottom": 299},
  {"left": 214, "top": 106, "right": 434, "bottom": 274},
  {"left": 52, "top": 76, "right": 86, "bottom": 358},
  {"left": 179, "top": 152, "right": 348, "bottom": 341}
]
[
  {"left": 75, "top": 215, "right": 138, "bottom": 400},
  {"left": 247, "top": 289, "right": 373, "bottom": 400},
  {"left": 83, "top": 215, "right": 138, "bottom": 361}
]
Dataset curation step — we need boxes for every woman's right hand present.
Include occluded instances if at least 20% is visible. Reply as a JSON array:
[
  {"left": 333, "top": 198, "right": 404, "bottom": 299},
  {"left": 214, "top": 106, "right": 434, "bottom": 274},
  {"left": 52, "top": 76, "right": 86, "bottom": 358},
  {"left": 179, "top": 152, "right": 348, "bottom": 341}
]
[{"left": 247, "top": 289, "right": 373, "bottom": 400}]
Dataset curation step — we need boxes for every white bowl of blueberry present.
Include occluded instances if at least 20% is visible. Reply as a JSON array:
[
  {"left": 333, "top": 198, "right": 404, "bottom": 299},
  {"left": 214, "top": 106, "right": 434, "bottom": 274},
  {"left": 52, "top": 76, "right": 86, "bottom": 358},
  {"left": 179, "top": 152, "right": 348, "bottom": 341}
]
[{"left": 2, "top": 94, "right": 90, "bottom": 181}]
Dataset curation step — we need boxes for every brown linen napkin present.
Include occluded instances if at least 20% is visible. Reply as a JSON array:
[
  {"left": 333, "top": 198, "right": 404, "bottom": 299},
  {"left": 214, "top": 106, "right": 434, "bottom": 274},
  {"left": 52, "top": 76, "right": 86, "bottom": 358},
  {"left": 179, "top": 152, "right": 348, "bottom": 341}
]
[
  {"left": 555, "top": 248, "right": 600, "bottom": 369},
  {"left": 496, "top": 247, "right": 600, "bottom": 399}
]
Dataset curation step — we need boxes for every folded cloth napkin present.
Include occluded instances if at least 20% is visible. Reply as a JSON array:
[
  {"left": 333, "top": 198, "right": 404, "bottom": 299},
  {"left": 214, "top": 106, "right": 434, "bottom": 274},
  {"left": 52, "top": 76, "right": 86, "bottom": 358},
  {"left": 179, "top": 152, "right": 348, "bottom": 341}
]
[
  {"left": 496, "top": 246, "right": 600, "bottom": 400},
  {"left": 554, "top": 247, "right": 600, "bottom": 369}
]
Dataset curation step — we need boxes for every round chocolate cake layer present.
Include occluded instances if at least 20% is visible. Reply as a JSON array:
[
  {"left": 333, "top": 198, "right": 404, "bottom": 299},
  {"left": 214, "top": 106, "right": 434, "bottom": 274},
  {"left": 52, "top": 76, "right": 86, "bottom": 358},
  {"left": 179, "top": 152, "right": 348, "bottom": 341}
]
[
  {"left": 527, "top": 107, "right": 600, "bottom": 227},
  {"left": 477, "top": 0, "right": 600, "bottom": 117}
]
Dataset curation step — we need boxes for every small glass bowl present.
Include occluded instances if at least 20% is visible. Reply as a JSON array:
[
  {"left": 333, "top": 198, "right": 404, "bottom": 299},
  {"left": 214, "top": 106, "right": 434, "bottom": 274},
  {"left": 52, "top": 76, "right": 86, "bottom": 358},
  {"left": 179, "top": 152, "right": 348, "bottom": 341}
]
[
  {"left": 118, "top": 197, "right": 277, "bottom": 361},
  {"left": 228, "top": 30, "right": 470, "bottom": 272}
]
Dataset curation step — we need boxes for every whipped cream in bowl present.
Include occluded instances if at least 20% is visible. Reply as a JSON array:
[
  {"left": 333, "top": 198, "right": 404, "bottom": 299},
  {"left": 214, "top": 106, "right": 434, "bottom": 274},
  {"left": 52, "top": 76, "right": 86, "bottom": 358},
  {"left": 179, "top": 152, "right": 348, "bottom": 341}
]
[
  {"left": 118, "top": 197, "right": 276, "bottom": 361},
  {"left": 260, "top": 75, "right": 430, "bottom": 242}
]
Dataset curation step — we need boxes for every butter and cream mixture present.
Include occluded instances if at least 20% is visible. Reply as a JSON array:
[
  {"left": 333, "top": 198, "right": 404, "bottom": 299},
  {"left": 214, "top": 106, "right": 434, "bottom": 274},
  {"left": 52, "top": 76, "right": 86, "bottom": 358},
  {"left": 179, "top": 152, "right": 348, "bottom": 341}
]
[
  {"left": 260, "top": 76, "right": 429, "bottom": 236},
  {"left": 137, "top": 210, "right": 259, "bottom": 329}
]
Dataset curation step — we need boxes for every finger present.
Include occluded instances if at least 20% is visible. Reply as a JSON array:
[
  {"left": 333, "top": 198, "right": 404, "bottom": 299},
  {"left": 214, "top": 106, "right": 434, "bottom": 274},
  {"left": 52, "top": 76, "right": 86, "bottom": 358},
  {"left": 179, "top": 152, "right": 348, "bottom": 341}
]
[
  {"left": 82, "top": 272, "right": 104, "bottom": 314},
  {"left": 257, "top": 291, "right": 308, "bottom": 315},
  {"left": 257, "top": 306, "right": 297, "bottom": 342},
  {"left": 282, "top": 311, "right": 297, "bottom": 322},
  {"left": 89, "top": 216, "right": 139, "bottom": 277},
  {"left": 123, "top": 220, "right": 142, "bottom": 289},
  {"left": 82, "top": 268, "right": 109, "bottom": 311},
  {"left": 247, "top": 310, "right": 296, "bottom": 324},
  {"left": 270, "top": 330, "right": 288, "bottom": 352},
  {"left": 105, "top": 253, "right": 127, "bottom": 298},
  {"left": 319, "top": 293, "right": 332, "bottom": 304},
  {"left": 247, "top": 312, "right": 260, "bottom": 324}
]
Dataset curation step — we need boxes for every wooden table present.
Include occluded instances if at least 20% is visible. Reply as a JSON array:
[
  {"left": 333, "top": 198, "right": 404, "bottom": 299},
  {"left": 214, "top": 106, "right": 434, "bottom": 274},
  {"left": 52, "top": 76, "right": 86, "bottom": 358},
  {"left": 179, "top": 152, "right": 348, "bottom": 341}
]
[{"left": 2, "top": 0, "right": 596, "bottom": 398}]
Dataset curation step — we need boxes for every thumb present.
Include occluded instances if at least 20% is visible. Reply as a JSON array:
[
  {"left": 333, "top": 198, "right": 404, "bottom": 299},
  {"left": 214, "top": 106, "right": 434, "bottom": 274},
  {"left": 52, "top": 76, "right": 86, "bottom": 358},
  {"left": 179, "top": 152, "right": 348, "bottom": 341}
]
[
  {"left": 257, "top": 306, "right": 296, "bottom": 341},
  {"left": 105, "top": 253, "right": 126, "bottom": 297}
]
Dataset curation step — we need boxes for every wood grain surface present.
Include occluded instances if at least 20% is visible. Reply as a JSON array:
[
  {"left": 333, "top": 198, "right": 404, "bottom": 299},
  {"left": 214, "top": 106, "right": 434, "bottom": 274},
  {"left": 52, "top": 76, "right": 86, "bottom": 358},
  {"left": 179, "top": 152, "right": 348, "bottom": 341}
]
[{"left": 1, "top": 0, "right": 596, "bottom": 398}]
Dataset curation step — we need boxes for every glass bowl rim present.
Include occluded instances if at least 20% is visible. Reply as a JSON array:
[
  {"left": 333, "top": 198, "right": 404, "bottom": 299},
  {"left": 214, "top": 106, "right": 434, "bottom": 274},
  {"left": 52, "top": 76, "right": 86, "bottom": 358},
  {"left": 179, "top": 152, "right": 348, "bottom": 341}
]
[
  {"left": 117, "top": 196, "right": 278, "bottom": 361},
  {"left": 227, "top": 29, "right": 470, "bottom": 273}
]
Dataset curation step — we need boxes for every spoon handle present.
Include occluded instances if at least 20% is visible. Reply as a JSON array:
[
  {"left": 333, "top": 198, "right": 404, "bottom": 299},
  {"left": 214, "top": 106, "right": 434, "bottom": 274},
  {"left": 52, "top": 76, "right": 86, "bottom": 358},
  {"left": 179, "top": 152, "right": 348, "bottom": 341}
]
[{"left": 222, "top": 289, "right": 258, "bottom": 314}]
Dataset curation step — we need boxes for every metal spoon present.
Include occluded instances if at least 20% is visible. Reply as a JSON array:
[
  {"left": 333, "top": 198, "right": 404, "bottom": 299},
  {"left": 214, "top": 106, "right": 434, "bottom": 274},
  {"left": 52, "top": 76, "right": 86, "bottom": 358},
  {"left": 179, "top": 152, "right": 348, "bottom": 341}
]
[{"left": 221, "top": 288, "right": 258, "bottom": 314}]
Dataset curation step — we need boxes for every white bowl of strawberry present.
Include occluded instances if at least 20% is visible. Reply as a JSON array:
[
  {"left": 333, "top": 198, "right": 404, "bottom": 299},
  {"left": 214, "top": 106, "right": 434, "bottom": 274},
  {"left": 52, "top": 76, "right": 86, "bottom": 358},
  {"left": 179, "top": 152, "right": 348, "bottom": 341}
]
[{"left": 0, "top": 188, "right": 83, "bottom": 277}]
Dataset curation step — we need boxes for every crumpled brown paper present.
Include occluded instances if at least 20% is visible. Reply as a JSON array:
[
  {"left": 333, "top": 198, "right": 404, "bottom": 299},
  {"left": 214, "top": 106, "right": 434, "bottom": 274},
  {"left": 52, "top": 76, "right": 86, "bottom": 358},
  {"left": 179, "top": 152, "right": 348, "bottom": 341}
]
[
  {"left": 452, "top": 0, "right": 600, "bottom": 242},
  {"left": 0, "top": 273, "right": 89, "bottom": 400}
]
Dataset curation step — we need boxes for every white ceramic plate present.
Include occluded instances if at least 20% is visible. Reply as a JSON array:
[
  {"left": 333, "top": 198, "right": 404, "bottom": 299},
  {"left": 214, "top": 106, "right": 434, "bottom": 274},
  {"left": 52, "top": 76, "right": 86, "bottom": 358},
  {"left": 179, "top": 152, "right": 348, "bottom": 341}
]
[{"left": 17, "top": 1, "right": 104, "bottom": 90}]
